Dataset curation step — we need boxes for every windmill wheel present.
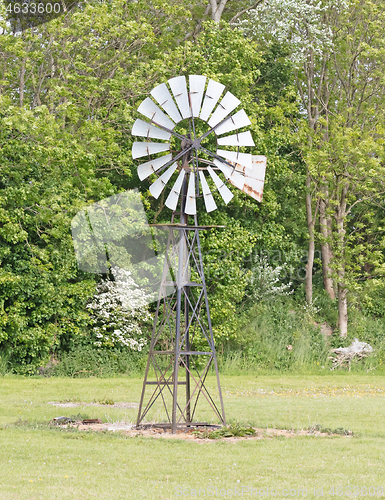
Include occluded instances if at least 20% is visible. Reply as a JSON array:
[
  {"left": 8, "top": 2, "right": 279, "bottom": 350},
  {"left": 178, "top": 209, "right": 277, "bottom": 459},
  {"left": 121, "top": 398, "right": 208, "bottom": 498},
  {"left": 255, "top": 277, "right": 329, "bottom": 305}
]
[{"left": 131, "top": 75, "right": 266, "bottom": 214}]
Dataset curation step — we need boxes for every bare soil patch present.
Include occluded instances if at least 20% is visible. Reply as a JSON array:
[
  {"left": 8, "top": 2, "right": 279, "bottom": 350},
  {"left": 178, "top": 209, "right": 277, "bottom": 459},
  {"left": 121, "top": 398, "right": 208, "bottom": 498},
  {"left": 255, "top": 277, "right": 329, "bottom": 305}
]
[
  {"left": 61, "top": 422, "right": 352, "bottom": 441},
  {"left": 48, "top": 401, "right": 139, "bottom": 409}
]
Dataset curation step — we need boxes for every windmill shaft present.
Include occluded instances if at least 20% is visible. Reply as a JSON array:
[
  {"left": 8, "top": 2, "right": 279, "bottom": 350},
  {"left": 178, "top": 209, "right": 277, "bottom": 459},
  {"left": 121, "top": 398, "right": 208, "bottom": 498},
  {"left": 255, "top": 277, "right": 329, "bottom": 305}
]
[{"left": 172, "top": 177, "right": 189, "bottom": 431}]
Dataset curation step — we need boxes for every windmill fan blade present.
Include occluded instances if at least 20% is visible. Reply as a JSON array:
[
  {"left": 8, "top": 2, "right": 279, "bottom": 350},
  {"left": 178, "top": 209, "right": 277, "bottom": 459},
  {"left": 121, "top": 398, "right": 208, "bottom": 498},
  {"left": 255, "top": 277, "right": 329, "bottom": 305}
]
[
  {"left": 242, "top": 178, "right": 265, "bottom": 202},
  {"left": 165, "top": 169, "right": 186, "bottom": 211},
  {"left": 185, "top": 172, "right": 197, "bottom": 215},
  {"left": 207, "top": 166, "right": 233, "bottom": 205},
  {"left": 200, "top": 79, "right": 225, "bottom": 121},
  {"left": 132, "top": 142, "right": 170, "bottom": 159},
  {"left": 213, "top": 159, "right": 245, "bottom": 191},
  {"left": 149, "top": 163, "right": 178, "bottom": 199},
  {"left": 208, "top": 92, "right": 241, "bottom": 128},
  {"left": 240, "top": 155, "right": 267, "bottom": 181},
  {"left": 239, "top": 156, "right": 267, "bottom": 202},
  {"left": 199, "top": 171, "right": 217, "bottom": 213},
  {"left": 137, "top": 154, "right": 173, "bottom": 181},
  {"left": 151, "top": 83, "right": 183, "bottom": 123},
  {"left": 138, "top": 98, "right": 176, "bottom": 130},
  {"left": 217, "top": 131, "right": 255, "bottom": 147},
  {"left": 249, "top": 155, "right": 267, "bottom": 182},
  {"left": 214, "top": 109, "right": 251, "bottom": 136},
  {"left": 169, "top": 76, "right": 191, "bottom": 119},
  {"left": 189, "top": 75, "right": 206, "bottom": 117},
  {"left": 132, "top": 119, "right": 171, "bottom": 141},
  {"left": 232, "top": 155, "right": 267, "bottom": 180},
  {"left": 217, "top": 150, "right": 252, "bottom": 169}
]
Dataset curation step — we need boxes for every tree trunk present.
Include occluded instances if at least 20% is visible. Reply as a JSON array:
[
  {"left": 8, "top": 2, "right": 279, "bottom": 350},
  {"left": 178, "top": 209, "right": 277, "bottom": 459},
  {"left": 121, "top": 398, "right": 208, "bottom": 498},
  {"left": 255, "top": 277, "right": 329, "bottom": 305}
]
[
  {"left": 19, "top": 57, "right": 27, "bottom": 107},
  {"left": 305, "top": 175, "right": 315, "bottom": 303},
  {"left": 337, "top": 281, "right": 348, "bottom": 337},
  {"left": 210, "top": 0, "right": 228, "bottom": 23},
  {"left": 319, "top": 197, "right": 335, "bottom": 299},
  {"left": 297, "top": 51, "right": 320, "bottom": 305},
  {"left": 336, "top": 183, "right": 349, "bottom": 336},
  {"left": 306, "top": 229, "right": 315, "bottom": 304}
]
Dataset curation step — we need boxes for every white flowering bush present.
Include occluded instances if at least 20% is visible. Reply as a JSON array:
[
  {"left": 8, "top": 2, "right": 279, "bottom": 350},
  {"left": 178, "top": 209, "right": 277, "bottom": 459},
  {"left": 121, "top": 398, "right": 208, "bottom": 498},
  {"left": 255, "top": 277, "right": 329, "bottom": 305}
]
[
  {"left": 246, "top": 257, "right": 293, "bottom": 301},
  {"left": 87, "top": 267, "right": 151, "bottom": 350},
  {"left": 238, "top": 0, "right": 349, "bottom": 65}
]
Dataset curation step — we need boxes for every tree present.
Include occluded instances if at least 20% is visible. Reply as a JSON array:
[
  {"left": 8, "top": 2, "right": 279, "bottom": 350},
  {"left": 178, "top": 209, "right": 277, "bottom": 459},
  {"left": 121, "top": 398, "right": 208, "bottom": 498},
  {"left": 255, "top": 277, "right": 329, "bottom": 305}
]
[
  {"left": 310, "top": 0, "right": 385, "bottom": 335},
  {"left": 241, "top": 0, "right": 385, "bottom": 335},
  {"left": 240, "top": 0, "right": 348, "bottom": 305},
  {"left": 0, "top": 0, "right": 184, "bottom": 370}
]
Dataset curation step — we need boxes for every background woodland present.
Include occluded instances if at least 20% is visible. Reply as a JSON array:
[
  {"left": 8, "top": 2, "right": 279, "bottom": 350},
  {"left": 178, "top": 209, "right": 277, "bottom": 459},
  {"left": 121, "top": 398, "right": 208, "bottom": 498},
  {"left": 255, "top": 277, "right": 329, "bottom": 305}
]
[{"left": 1, "top": 0, "right": 385, "bottom": 374}]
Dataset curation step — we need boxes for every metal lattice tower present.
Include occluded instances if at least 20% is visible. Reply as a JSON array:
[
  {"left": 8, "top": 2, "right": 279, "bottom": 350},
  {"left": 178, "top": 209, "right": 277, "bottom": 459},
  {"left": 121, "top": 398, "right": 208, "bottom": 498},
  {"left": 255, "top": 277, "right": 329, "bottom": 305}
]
[{"left": 132, "top": 75, "right": 267, "bottom": 432}]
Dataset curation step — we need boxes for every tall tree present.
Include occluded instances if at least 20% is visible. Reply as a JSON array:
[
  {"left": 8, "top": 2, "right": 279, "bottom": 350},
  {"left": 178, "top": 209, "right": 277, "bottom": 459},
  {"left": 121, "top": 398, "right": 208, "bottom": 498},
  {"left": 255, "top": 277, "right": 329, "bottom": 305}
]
[
  {"left": 0, "top": 0, "right": 197, "bottom": 370},
  {"left": 311, "top": 0, "right": 385, "bottom": 334},
  {"left": 241, "top": 0, "right": 385, "bottom": 334},
  {"left": 240, "top": 0, "right": 348, "bottom": 304}
]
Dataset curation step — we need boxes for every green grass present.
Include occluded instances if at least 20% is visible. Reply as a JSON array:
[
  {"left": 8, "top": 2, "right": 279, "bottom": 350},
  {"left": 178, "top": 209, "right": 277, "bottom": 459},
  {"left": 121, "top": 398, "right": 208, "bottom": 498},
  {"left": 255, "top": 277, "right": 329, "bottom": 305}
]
[{"left": 1, "top": 374, "right": 385, "bottom": 499}]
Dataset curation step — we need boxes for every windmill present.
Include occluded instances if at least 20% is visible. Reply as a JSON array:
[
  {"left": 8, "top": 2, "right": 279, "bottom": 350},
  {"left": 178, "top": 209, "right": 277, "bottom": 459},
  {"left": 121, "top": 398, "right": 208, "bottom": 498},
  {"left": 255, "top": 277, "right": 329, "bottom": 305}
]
[{"left": 132, "top": 75, "right": 266, "bottom": 433}]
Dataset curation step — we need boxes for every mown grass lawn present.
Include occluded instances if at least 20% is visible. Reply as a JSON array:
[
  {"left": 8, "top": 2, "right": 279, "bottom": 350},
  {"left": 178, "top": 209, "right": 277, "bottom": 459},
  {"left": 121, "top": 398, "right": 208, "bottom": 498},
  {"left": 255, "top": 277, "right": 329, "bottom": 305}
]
[{"left": 1, "top": 373, "right": 385, "bottom": 499}]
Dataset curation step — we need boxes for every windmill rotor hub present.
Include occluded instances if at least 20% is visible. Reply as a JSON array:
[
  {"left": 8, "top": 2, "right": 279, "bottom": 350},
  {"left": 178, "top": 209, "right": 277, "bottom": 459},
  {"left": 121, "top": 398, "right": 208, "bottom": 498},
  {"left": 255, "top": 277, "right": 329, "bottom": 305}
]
[{"left": 192, "top": 138, "right": 201, "bottom": 149}]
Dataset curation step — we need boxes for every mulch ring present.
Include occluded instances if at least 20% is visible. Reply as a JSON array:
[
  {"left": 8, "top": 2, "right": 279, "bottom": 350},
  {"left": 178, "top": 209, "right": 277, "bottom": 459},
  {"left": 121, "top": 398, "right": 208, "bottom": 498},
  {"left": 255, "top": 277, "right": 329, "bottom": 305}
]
[
  {"left": 52, "top": 420, "right": 353, "bottom": 441},
  {"left": 47, "top": 402, "right": 353, "bottom": 441}
]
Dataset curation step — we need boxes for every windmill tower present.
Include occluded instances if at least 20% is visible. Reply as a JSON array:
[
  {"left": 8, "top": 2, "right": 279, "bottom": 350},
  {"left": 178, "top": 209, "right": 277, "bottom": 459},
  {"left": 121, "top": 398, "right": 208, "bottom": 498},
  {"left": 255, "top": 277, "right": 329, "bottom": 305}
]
[{"left": 132, "top": 76, "right": 266, "bottom": 433}]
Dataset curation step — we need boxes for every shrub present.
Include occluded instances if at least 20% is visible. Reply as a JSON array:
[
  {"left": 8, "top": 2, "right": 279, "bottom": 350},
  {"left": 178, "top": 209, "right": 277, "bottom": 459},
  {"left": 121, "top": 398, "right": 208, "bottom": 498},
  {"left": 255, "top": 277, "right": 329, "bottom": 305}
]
[{"left": 87, "top": 267, "right": 152, "bottom": 350}]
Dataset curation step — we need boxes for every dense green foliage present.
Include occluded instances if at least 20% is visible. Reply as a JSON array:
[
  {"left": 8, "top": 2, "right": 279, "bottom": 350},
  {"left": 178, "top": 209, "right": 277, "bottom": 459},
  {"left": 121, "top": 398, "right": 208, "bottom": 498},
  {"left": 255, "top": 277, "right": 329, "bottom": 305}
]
[{"left": 1, "top": 0, "right": 385, "bottom": 373}]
